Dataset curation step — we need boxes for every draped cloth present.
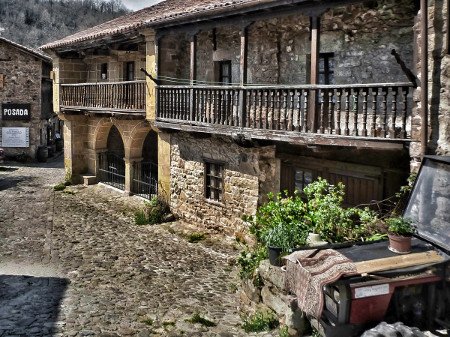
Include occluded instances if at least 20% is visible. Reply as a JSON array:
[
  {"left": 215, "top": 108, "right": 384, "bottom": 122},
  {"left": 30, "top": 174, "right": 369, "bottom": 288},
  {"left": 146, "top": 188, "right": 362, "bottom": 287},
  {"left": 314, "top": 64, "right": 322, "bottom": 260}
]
[{"left": 284, "top": 249, "right": 358, "bottom": 318}]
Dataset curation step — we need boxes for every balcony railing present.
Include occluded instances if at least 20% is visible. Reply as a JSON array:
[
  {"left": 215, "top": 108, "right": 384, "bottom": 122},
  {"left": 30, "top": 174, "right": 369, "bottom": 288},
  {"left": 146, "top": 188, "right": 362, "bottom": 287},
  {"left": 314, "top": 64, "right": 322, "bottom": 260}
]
[
  {"left": 156, "top": 83, "right": 414, "bottom": 140},
  {"left": 60, "top": 80, "right": 146, "bottom": 113}
]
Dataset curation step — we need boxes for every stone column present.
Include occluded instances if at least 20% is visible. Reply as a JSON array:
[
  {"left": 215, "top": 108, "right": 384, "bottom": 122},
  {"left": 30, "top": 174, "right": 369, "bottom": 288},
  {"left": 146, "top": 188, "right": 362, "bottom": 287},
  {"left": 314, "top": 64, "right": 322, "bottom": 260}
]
[
  {"left": 49, "top": 53, "right": 61, "bottom": 113},
  {"left": 157, "top": 132, "right": 171, "bottom": 202},
  {"left": 124, "top": 157, "right": 143, "bottom": 196},
  {"left": 59, "top": 114, "right": 87, "bottom": 183},
  {"left": 142, "top": 29, "right": 157, "bottom": 121}
]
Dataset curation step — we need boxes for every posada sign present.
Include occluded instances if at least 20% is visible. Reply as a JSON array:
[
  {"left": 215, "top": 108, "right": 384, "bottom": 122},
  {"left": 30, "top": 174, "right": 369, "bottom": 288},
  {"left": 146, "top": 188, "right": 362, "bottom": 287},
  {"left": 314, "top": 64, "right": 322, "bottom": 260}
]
[{"left": 1, "top": 103, "right": 31, "bottom": 121}]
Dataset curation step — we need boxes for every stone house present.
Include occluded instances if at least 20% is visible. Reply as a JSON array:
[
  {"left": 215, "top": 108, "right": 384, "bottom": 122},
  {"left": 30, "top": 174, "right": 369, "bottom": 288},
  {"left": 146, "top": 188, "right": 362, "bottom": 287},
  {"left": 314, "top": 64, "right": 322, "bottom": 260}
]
[
  {"left": 0, "top": 37, "right": 53, "bottom": 159},
  {"left": 42, "top": 0, "right": 447, "bottom": 234}
]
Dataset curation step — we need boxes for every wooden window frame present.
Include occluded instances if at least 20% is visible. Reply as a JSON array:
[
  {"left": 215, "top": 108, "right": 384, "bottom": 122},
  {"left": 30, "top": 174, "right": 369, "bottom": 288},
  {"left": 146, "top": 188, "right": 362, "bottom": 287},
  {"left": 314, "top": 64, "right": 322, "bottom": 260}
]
[
  {"left": 218, "top": 60, "right": 232, "bottom": 85},
  {"left": 204, "top": 159, "right": 225, "bottom": 203},
  {"left": 100, "top": 63, "right": 108, "bottom": 80},
  {"left": 306, "top": 52, "right": 335, "bottom": 84},
  {"left": 124, "top": 61, "right": 135, "bottom": 81}
]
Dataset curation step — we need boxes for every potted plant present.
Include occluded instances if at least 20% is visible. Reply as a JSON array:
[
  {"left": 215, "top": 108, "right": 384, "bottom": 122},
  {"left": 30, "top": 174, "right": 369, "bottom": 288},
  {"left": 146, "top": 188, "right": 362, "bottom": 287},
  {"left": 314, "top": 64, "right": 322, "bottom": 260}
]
[
  {"left": 265, "top": 221, "right": 305, "bottom": 266},
  {"left": 386, "top": 216, "right": 415, "bottom": 254}
]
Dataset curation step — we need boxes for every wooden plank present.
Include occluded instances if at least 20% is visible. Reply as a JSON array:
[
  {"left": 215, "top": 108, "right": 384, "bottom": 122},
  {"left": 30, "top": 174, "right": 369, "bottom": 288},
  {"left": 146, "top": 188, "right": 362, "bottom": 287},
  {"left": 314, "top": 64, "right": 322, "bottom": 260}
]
[
  {"left": 308, "top": 16, "right": 320, "bottom": 132},
  {"left": 355, "top": 251, "right": 444, "bottom": 275}
]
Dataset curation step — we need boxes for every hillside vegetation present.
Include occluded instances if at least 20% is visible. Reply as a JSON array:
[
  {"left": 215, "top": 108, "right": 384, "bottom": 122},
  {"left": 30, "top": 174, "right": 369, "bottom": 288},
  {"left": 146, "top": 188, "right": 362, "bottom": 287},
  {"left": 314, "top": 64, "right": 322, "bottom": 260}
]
[{"left": 0, "top": 0, "right": 129, "bottom": 48}]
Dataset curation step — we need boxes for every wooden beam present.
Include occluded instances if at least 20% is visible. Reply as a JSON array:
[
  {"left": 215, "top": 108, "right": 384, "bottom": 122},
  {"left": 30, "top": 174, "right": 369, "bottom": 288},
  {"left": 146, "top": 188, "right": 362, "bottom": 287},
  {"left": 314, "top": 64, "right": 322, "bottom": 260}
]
[
  {"left": 308, "top": 16, "right": 320, "bottom": 132},
  {"left": 420, "top": 0, "right": 428, "bottom": 156},
  {"left": 154, "top": 120, "right": 410, "bottom": 150},
  {"left": 355, "top": 251, "right": 443, "bottom": 274}
]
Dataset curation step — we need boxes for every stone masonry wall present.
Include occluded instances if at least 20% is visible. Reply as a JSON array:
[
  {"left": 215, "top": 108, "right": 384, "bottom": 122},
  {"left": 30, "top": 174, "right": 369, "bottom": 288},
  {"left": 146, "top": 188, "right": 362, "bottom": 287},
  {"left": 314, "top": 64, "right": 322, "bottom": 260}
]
[
  {"left": 160, "top": 0, "right": 415, "bottom": 85},
  {"left": 84, "top": 47, "right": 146, "bottom": 83},
  {"left": 0, "top": 40, "right": 46, "bottom": 159},
  {"left": 170, "top": 132, "right": 279, "bottom": 234},
  {"left": 416, "top": 0, "right": 449, "bottom": 158}
]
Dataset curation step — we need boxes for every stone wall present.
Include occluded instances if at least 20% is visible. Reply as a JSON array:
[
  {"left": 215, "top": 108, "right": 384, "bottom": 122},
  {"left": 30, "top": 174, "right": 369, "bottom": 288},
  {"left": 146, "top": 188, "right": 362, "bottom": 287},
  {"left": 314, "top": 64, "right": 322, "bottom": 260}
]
[
  {"left": 170, "top": 132, "right": 279, "bottom": 233},
  {"left": 160, "top": 0, "right": 415, "bottom": 85},
  {"left": 84, "top": 47, "right": 146, "bottom": 82},
  {"left": 414, "top": 0, "right": 449, "bottom": 159},
  {"left": 0, "top": 40, "right": 48, "bottom": 159}
]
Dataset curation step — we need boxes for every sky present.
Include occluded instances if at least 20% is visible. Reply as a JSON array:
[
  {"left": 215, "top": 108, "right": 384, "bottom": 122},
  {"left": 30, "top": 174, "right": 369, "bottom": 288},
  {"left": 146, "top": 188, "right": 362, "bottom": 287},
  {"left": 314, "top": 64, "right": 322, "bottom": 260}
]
[{"left": 121, "top": 0, "right": 163, "bottom": 11}]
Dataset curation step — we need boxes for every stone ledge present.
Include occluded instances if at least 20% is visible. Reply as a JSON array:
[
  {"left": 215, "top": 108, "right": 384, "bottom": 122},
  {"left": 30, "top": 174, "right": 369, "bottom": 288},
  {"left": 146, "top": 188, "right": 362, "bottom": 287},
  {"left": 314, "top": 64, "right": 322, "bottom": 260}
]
[{"left": 82, "top": 175, "right": 97, "bottom": 186}]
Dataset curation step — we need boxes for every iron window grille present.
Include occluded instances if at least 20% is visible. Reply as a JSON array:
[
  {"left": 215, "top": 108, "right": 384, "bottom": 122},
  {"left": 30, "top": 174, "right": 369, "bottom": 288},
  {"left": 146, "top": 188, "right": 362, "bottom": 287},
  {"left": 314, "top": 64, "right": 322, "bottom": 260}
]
[{"left": 204, "top": 160, "right": 224, "bottom": 202}]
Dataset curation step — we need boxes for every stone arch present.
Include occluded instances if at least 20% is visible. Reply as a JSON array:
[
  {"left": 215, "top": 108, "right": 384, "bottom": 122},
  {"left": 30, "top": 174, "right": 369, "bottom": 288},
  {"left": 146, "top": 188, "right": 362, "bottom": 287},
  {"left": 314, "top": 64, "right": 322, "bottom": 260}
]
[
  {"left": 93, "top": 118, "right": 126, "bottom": 152},
  {"left": 106, "top": 125, "right": 125, "bottom": 157},
  {"left": 125, "top": 120, "right": 153, "bottom": 159}
]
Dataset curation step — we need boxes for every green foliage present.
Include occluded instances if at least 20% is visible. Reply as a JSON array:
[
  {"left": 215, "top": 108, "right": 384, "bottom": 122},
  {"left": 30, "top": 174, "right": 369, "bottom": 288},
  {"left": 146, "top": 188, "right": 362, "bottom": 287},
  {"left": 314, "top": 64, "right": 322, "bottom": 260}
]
[
  {"left": 187, "top": 232, "right": 206, "bottom": 243},
  {"left": 245, "top": 191, "right": 308, "bottom": 252},
  {"left": 186, "top": 313, "right": 216, "bottom": 327},
  {"left": 134, "top": 197, "right": 170, "bottom": 226},
  {"left": 134, "top": 210, "right": 149, "bottom": 226},
  {"left": 386, "top": 216, "right": 415, "bottom": 236},
  {"left": 53, "top": 182, "right": 66, "bottom": 191},
  {"left": 242, "top": 310, "right": 279, "bottom": 333},
  {"left": 237, "top": 246, "right": 267, "bottom": 279},
  {"left": 141, "top": 318, "right": 154, "bottom": 326},
  {"left": 279, "top": 325, "right": 290, "bottom": 337}
]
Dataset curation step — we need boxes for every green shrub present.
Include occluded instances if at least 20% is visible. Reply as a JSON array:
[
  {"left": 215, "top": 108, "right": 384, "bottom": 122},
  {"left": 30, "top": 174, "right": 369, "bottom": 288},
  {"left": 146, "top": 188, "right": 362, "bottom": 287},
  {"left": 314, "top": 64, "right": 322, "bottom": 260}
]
[
  {"left": 237, "top": 246, "right": 267, "bottom": 279},
  {"left": 242, "top": 310, "right": 279, "bottom": 333},
  {"left": 134, "top": 197, "right": 170, "bottom": 226},
  {"left": 186, "top": 313, "right": 216, "bottom": 327},
  {"left": 187, "top": 232, "right": 206, "bottom": 243},
  {"left": 134, "top": 210, "right": 149, "bottom": 225},
  {"left": 53, "top": 182, "right": 66, "bottom": 191}
]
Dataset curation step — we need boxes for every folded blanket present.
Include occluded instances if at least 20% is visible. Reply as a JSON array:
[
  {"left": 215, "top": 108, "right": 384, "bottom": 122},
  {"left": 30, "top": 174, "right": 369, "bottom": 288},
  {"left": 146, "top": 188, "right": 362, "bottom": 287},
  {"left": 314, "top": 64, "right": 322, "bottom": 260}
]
[{"left": 284, "top": 249, "right": 357, "bottom": 318}]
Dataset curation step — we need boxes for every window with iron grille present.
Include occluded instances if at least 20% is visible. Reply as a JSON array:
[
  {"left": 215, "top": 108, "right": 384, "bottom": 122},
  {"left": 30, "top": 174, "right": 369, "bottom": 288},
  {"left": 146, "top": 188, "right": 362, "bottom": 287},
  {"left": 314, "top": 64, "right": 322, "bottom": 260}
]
[{"left": 204, "top": 160, "right": 224, "bottom": 202}]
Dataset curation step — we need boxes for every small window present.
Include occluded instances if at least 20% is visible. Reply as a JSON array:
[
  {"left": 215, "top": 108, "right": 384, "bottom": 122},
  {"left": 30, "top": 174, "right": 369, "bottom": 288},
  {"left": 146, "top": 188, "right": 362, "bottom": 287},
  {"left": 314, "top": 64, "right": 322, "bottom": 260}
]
[
  {"left": 319, "top": 53, "right": 334, "bottom": 85},
  {"left": 124, "top": 61, "right": 135, "bottom": 81},
  {"left": 100, "top": 63, "right": 108, "bottom": 80},
  {"left": 204, "top": 160, "right": 224, "bottom": 202},
  {"left": 294, "top": 168, "right": 314, "bottom": 192},
  {"left": 307, "top": 52, "right": 335, "bottom": 84},
  {"left": 219, "top": 60, "right": 232, "bottom": 84}
]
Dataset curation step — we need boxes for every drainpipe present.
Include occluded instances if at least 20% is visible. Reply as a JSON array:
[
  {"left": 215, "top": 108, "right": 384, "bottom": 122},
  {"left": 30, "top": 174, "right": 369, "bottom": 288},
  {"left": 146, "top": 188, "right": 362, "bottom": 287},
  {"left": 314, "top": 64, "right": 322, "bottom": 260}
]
[{"left": 420, "top": 0, "right": 428, "bottom": 156}]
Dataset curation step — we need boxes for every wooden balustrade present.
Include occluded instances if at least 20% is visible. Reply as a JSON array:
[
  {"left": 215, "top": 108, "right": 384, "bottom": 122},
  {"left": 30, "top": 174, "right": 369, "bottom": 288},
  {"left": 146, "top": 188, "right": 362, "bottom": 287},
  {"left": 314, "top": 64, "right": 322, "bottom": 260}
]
[
  {"left": 157, "top": 83, "right": 413, "bottom": 140},
  {"left": 60, "top": 80, "right": 146, "bottom": 112}
]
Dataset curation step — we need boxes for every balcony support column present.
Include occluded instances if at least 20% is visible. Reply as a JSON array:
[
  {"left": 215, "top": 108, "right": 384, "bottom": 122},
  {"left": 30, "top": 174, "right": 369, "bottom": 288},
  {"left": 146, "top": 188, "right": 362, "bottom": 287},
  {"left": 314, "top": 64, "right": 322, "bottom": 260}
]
[
  {"left": 308, "top": 16, "right": 321, "bottom": 132},
  {"left": 420, "top": 0, "right": 428, "bottom": 156},
  {"left": 143, "top": 29, "right": 157, "bottom": 121},
  {"left": 239, "top": 25, "right": 249, "bottom": 127},
  {"left": 189, "top": 32, "right": 198, "bottom": 121}
]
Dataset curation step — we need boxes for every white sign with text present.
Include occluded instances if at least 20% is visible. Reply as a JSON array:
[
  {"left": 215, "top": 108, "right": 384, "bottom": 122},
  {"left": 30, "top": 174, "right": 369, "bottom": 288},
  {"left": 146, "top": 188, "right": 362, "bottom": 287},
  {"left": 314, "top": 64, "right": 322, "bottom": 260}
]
[{"left": 1, "top": 127, "right": 30, "bottom": 148}]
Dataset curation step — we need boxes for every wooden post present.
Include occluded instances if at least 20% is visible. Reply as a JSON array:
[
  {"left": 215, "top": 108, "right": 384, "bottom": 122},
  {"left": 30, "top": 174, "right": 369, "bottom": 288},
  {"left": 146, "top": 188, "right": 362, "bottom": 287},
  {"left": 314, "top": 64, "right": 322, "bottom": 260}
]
[
  {"left": 308, "top": 16, "right": 320, "bottom": 132},
  {"left": 239, "top": 26, "right": 248, "bottom": 127},
  {"left": 189, "top": 33, "right": 197, "bottom": 122},
  {"left": 420, "top": 0, "right": 428, "bottom": 156}
]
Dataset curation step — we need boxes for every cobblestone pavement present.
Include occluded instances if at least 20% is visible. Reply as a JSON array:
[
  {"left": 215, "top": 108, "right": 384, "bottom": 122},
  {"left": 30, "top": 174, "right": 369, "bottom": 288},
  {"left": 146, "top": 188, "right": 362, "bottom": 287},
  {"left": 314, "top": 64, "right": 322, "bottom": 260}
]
[{"left": 0, "top": 158, "right": 277, "bottom": 337}]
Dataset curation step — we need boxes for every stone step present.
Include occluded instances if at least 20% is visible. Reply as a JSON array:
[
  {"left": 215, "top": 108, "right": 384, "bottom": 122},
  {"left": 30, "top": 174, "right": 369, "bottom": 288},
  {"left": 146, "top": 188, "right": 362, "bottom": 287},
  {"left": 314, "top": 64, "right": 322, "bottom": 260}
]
[{"left": 83, "top": 175, "right": 97, "bottom": 186}]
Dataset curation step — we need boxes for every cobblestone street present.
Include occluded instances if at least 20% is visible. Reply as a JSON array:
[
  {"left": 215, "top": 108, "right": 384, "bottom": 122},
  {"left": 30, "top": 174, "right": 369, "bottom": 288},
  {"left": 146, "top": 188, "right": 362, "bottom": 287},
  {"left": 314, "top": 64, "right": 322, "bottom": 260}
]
[{"left": 0, "top": 158, "right": 274, "bottom": 337}]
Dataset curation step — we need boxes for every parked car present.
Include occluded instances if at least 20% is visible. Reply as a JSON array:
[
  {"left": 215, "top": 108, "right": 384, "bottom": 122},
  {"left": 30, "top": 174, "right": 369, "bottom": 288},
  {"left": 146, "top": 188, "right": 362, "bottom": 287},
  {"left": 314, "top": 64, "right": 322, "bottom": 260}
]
[
  {"left": 313, "top": 156, "right": 449, "bottom": 336},
  {"left": 0, "top": 147, "right": 5, "bottom": 163}
]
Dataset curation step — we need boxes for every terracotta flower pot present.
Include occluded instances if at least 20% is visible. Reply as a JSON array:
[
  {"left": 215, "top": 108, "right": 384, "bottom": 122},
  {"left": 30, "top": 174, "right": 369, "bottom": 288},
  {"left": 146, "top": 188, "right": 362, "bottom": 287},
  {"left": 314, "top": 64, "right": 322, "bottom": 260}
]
[{"left": 388, "top": 233, "right": 412, "bottom": 254}]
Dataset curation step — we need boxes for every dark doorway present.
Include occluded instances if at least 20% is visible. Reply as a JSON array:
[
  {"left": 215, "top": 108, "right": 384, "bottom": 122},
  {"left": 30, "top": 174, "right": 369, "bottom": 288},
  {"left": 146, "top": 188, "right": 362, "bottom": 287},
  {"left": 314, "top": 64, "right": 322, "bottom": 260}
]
[
  {"left": 98, "top": 126, "right": 125, "bottom": 190},
  {"left": 132, "top": 131, "right": 158, "bottom": 199}
]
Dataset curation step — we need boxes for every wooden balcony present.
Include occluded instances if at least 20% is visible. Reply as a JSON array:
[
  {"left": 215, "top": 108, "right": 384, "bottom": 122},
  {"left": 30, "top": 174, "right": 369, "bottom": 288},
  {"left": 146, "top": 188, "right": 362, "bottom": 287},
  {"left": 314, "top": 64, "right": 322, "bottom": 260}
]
[
  {"left": 60, "top": 80, "right": 146, "bottom": 115},
  {"left": 156, "top": 83, "right": 414, "bottom": 149}
]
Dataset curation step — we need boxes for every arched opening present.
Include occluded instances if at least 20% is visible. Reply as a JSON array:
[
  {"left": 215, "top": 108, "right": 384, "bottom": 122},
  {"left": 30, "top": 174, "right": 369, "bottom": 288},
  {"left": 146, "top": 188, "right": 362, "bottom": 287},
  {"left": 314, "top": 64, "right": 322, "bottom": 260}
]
[
  {"left": 132, "top": 131, "right": 158, "bottom": 199},
  {"left": 98, "top": 125, "right": 125, "bottom": 190}
]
